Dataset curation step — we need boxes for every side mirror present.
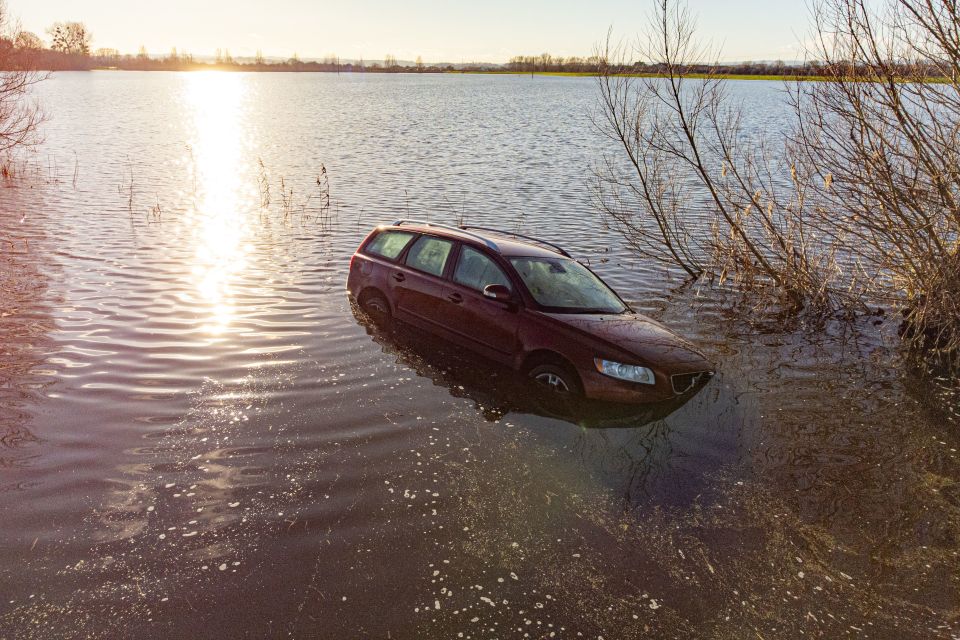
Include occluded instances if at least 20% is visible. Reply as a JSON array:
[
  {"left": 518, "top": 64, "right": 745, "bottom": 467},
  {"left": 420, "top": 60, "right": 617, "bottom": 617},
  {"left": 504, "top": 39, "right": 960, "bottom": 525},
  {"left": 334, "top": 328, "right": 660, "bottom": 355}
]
[{"left": 483, "top": 284, "right": 514, "bottom": 304}]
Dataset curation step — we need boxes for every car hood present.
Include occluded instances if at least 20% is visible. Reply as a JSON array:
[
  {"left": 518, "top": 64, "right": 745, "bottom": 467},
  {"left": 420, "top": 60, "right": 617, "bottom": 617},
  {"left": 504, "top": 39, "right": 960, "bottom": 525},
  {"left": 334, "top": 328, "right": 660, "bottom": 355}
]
[{"left": 544, "top": 312, "right": 711, "bottom": 370}]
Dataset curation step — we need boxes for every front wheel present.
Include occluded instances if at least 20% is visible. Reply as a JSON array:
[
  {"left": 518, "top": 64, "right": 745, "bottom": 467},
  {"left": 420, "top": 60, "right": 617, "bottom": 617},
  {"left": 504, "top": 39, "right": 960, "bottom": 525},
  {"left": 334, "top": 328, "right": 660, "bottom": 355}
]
[{"left": 528, "top": 363, "right": 582, "bottom": 397}]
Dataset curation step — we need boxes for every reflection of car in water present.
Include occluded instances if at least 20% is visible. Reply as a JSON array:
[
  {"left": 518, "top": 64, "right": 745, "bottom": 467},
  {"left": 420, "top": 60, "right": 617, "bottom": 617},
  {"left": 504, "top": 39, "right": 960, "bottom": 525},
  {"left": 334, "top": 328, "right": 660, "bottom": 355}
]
[
  {"left": 350, "top": 303, "right": 701, "bottom": 429},
  {"left": 347, "top": 221, "right": 715, "bottom": 404}
]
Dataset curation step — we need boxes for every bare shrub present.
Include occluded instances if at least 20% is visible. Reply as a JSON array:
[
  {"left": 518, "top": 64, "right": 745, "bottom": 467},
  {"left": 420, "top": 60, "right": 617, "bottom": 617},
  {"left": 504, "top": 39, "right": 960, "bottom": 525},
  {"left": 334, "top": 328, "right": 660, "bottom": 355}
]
[
  {"left": 593, "top": 1, "right": 842, "bottom": 311},
  {"left": 0, "top": 0, "right": 45, "bottom": 158},
  {"left": 595, "top": 0, "right": 960, "bottom": 360},
  {"left": 791, "top": 0, "right": 960, "bottom": 354}
]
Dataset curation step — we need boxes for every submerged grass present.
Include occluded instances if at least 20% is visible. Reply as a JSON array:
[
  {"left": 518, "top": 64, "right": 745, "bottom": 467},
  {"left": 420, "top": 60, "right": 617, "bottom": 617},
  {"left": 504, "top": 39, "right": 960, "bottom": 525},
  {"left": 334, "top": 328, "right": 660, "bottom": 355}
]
[{"left": 257, "top": 159, "right": 336, "bottom": 229}]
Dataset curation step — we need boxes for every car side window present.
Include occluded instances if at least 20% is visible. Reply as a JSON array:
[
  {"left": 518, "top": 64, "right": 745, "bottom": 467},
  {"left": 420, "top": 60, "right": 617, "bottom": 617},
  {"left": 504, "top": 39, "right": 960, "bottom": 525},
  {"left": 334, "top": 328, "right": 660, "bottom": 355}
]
[
  {"left": 405, "top": 236, "right": 454, "bottom": 277},
  {"left": 364, "top": 231, "right": 415, "bottom": 260},
  {"left": 453, "top": 246, "right": 513, "bottom": 292}
]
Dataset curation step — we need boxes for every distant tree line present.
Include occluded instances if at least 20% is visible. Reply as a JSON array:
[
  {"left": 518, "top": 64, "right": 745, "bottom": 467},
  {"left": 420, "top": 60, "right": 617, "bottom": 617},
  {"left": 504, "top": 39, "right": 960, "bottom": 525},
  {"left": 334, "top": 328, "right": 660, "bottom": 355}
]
[
  {"left": 507, "top": 53, "right": 947, "bottom": 78},
  {"left": 5, "top": 18, "right": 950, "bottom": 79},
  {"left": 506, "top": 54, "right": 607, "bottom": 73},
  {"left": 1, "top": 24, "right": 467, "bottom": 73}
]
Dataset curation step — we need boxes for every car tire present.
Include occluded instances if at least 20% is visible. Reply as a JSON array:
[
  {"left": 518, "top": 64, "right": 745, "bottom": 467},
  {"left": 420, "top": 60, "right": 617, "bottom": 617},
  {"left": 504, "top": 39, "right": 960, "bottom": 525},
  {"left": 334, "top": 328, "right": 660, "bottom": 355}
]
[
  {"left": 528, "top": 363, "right": 582, "bottom": 397},
  {"left": 361, "top": 291, "right": 392, "bottom": 327}
]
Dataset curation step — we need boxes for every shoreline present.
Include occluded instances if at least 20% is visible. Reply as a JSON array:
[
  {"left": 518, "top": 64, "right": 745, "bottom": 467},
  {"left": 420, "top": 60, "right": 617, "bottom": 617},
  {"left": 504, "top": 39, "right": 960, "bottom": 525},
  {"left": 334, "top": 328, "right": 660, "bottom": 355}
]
[
  {"left": 30, "top": 67, "right": 834, "bottom": 81},
  {"left": 30, "top": 68, "right": 948, "bottom": 83}
]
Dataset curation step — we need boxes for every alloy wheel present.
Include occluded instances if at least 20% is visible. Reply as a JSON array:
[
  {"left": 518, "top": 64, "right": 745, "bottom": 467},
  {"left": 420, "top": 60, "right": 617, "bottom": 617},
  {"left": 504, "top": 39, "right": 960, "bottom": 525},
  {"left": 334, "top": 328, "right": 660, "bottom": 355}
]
[{"left": 534, "top": 371, "right": 571, "bottom": 393}]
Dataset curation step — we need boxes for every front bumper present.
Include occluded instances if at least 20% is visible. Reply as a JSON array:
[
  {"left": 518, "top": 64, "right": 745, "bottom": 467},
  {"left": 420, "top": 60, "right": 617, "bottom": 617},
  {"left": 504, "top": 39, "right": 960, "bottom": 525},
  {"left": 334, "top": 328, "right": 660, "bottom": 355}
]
[{"left": 579, "top": 367, "right": 713, "bottom": 404}]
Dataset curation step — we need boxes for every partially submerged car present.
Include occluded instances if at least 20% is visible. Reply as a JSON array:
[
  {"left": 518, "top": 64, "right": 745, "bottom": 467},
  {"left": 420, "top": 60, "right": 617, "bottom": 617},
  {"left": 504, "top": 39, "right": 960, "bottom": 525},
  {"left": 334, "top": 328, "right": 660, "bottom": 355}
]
[
  {"left": 350, "top": 303, "right": 698, "bottom": 428},
  {"left": 346, "top": 221, "right": 714, "bottom": 404}
]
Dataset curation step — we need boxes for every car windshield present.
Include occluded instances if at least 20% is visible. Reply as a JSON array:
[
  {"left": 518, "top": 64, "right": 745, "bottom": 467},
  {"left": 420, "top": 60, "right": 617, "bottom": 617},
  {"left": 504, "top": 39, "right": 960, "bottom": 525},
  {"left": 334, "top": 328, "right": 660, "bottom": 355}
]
[{"left": 509, "top": 257, "right": 627, "bottom": 314}]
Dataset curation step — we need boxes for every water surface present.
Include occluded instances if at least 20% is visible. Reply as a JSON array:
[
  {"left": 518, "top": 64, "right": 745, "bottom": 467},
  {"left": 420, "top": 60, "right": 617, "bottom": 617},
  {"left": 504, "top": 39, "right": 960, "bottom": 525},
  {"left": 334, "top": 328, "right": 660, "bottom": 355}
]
[{"left": 0, "top": 72, "right": 958, "bottom": 639}]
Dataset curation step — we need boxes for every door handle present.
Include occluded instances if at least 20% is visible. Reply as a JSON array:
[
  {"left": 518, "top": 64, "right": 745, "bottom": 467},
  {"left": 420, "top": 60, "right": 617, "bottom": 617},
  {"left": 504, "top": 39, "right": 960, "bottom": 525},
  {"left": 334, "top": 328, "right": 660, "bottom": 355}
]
[
  {"left": 447, "top": 293, "right": 463, "bottom": 304},
  {"left": 392, "top": 272, "right": 405, "bottom": 282}
]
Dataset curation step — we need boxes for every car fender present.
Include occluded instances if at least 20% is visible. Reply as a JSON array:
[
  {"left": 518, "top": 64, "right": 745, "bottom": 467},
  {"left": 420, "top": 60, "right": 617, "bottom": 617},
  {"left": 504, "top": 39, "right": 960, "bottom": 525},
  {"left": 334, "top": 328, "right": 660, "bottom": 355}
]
[{"left": 513, "top": 310, "right": 635, "bottom": 373}]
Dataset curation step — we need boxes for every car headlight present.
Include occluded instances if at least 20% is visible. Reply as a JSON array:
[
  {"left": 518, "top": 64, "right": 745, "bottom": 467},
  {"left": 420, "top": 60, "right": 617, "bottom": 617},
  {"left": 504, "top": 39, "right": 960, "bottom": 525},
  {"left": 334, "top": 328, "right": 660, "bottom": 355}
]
[{"left": 594, "top": 359, "right": 656, "bottom": 385}]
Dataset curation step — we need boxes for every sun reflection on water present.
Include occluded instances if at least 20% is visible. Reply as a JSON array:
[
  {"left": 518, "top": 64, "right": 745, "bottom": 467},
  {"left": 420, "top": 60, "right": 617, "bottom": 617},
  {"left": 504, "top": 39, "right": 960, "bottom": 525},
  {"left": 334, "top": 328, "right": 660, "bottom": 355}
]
[{"left": 184, "top": 72, "right": 253, "bottom": 336}]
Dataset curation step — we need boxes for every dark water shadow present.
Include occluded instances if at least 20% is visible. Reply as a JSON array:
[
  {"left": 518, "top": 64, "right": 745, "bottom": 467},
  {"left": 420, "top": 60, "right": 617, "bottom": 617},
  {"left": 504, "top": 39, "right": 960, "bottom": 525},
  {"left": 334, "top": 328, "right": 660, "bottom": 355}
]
[
  {"left": 348, "top": 303, "right": 704, "bottom": 430},
  {"left": 350, "top": 304, "right": 731, "bottom": 507},
  {"left": 0, "top": 212, "right": 57, "bottom": 484},
  {"left": 901, "top": 352, "right": 960, "bottom": 428}
]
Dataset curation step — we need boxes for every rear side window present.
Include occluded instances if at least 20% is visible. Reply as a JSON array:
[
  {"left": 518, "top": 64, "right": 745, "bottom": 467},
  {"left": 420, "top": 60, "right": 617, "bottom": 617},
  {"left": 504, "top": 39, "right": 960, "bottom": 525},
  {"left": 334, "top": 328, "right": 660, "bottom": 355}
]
[
  {"left": 364, "top": 231, "right": 415, "bottom": 260},
  {"left": 453, "top": 246, "right": 513, "bottom": 292},
  {"left": 405, "top": 236, "right": 454, "bottom": 277}
]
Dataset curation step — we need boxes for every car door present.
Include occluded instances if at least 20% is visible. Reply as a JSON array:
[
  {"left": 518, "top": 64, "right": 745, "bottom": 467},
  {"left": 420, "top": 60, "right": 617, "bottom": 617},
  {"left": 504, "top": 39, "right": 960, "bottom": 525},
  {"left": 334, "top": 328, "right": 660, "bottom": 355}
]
[
  {"left": 391, "top": 234, "right": 455, "bottom": 331},
  {"left": 441, "top": 244, "right": 521, "bottom": 362}
]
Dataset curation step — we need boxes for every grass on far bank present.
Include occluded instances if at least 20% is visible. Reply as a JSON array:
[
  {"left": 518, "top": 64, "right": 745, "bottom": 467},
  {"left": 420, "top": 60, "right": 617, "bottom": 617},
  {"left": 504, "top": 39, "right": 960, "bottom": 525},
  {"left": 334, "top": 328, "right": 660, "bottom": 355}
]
[
  {"left": 449, "top": 70, "right": 836, "bottom": 81},
  {"left": 451, "top": 70, "right": 952, "bottom": 83}
]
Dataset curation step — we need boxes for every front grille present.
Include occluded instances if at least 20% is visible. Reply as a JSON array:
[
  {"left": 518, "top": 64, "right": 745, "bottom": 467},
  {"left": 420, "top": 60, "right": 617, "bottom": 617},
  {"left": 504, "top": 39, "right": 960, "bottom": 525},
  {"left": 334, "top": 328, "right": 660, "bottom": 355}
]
[{"left": 671, "top": 371, "right": 713, "bottom": 395}]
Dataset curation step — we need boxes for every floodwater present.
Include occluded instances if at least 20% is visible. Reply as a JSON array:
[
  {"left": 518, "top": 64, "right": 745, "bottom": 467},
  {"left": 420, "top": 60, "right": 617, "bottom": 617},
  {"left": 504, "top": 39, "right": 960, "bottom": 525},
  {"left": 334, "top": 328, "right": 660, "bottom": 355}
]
[{"left": 0, "top": 72, "right": 958, "bottom": 639}]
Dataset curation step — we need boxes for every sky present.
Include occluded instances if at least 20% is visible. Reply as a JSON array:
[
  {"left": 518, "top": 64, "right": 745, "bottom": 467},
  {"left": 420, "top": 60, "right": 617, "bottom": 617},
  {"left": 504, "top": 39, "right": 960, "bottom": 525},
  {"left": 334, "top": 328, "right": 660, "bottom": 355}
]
[{"left": 10, "top": 0, "right": 812, "bottom": 64}]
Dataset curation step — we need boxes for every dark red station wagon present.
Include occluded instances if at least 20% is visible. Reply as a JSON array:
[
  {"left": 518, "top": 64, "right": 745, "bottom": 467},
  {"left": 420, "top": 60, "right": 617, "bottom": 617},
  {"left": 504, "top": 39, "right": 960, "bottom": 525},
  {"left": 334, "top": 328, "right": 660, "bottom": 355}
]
[{"left": 347, "top": 221, "right": 714, "bottom": 404}]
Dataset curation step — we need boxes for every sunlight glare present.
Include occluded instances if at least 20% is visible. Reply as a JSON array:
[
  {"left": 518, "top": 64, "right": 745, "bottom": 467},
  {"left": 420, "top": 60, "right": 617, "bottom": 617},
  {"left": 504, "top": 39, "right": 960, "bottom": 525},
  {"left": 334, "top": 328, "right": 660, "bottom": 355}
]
[{"left": 184, "top": 72, "right": 251, "bottom": 336}]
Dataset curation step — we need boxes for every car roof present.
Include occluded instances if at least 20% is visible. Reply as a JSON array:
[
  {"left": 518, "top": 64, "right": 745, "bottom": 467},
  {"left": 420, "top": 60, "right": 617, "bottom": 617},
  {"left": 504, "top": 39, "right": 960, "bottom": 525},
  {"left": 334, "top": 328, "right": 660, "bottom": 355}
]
[
  {"left": 487, "top": 238, "right": 562, "bottom": 258},
  {"left": 380, "top": 221, "right": 570, "bottom": 260}
]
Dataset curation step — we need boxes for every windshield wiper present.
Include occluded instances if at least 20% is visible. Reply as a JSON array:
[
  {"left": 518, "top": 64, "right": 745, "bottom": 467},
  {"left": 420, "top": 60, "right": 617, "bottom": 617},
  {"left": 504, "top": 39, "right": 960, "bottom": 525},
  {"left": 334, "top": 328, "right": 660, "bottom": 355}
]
[{"left": 558, "top": 307, "right": 624, "bottom": 314}]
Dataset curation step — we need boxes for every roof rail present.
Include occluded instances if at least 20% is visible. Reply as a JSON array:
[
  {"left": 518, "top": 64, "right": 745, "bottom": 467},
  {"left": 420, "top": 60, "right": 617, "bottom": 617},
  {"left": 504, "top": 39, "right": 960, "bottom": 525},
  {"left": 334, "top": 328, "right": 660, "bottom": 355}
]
[
  {"left": 458, "top": 226, "right": 572, "bottom": 258},
  {"left": 391, "top": 220, "right": 500, "bottom": 252}
]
